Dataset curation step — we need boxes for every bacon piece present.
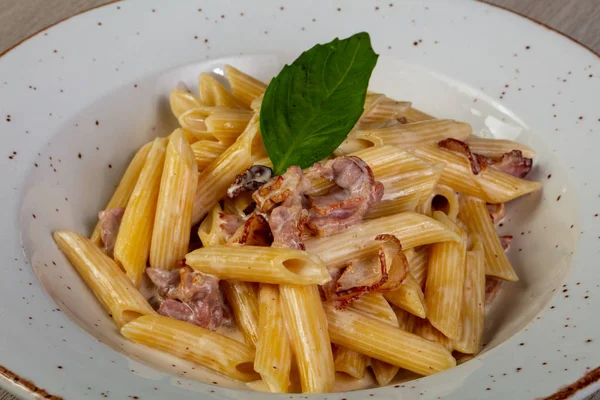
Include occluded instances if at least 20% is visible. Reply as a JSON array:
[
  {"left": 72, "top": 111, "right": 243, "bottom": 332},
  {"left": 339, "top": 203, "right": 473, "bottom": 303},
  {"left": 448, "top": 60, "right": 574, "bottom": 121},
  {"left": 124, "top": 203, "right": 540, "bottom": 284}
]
[
  {"left": 487, "top": 203, "right": 506, "bottom": 225},
  {"left": 98, "top": 207, "right": 125, "bottom": 257},
  {"left": 491, "top": 150, "right": 532, "bottom": 178},
  {"left": 219, "top": 213, "right": 244, "bottom": 238},
  {"left": 438, "top": 138, "right": 489, "bottom": 175},
  {"left": 306, "top": 156, "right": 384, "bottom": 237},
  {"left": 499, "top": 235, "right": 513, "bottom": 251},
  {"left": 375, "top": 234, "right": 408, "bottom": 292},
  {"left": 146, "top": 266, "right": 230, "bottom": 330},
  {"left": 269, "top": 194, "right": 308, "bottom": 250},
  {"left": 485, "top": 277, "right": 503, "bottom": 309},
  {"left": 227, "top": 165, "right": 273, "bottom": 198},
  {"left": 253, "top": 166, "right": 311, "bottom": 212},
  {"left": 229, "top": 213, "right": 273, "bottom": 246}
]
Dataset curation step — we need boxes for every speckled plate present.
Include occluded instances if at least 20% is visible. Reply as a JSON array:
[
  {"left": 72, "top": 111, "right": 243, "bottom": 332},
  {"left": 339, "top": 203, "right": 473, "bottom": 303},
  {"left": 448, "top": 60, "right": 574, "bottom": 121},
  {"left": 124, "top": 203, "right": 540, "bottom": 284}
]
[{"left": 0, "top": 0, "right": 598, "bottom": 399}]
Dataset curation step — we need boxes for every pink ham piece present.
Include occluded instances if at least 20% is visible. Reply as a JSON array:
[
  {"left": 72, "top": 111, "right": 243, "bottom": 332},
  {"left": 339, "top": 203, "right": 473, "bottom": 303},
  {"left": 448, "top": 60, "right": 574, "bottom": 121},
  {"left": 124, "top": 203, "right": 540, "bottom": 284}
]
[
  {"left": 491, "top": 150, "right": 533, "bottom": 178},
  {"left": 499, "top": 235, "right": 513, "bottom": 251},
  {"left": 146, "top": 266, "right": 230, "bottom": 330},
  {"left": 98, "top": 207, "right": 125, "bottom": 257},
  {"left": 305, "top": 156, "right": 384, "bottom": 237},
  {"left": 269, "top": 194, "right": 308, "bottom": 250},
  {"left": 485, "top": 277, "right": 503, "bottom": 310},
  {"left": 253, "top": 166, "right": 311, "bottom": 212}
]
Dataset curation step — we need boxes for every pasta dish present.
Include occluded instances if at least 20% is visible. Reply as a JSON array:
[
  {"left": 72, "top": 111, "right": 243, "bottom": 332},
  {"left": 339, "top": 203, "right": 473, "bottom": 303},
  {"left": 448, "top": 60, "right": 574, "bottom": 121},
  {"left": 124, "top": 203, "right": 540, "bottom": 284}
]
[{"left": 52, "top": 33, "right": 541, "bottom": 393}]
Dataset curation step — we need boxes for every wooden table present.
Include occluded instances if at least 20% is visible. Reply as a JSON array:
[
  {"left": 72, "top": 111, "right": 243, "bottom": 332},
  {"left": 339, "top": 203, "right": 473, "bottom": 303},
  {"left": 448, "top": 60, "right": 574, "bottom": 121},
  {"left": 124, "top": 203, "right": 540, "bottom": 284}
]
[{"left": 0, "top": 1, "right": 598, "bottom": 400}]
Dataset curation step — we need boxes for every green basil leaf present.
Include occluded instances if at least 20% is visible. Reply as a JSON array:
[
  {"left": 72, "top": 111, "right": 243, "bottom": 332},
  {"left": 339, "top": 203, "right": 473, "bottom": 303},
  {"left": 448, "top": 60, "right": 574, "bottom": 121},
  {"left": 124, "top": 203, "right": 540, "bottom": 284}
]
[{"left": 260, "top": 32, "right": 379, "bottom": 175}]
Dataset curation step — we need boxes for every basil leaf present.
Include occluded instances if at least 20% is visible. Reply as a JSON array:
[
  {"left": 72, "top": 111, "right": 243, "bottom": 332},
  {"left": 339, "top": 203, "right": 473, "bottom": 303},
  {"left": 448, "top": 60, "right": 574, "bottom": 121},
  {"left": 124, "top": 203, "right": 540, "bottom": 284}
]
[{"left": 260, "top": 32, "right": 379, "bottom": 175}]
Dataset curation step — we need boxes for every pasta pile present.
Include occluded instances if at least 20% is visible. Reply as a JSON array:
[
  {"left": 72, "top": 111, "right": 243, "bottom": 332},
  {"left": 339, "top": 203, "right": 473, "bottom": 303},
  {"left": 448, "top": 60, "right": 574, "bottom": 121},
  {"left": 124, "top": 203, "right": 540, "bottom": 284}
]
[{"left": 54, "top": 65, "right": 542, "bottom": 393}]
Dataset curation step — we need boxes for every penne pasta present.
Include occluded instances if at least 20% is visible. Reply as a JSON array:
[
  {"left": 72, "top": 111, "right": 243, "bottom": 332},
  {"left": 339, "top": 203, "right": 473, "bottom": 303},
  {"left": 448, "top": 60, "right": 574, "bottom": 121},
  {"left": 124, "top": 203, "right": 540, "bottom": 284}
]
[
  {"left": 304, "top": 212, "right": 460, "bottom": 269},
  {"left": 384, "top": 272, "right": 427, "bottom": 318},
  {"left": 254, "top": 284, "right": 292, "bottom": 392},
  {"left": 53, "top": 231, "right": 155, "bottom": 327},
  {"left": 192, "top": 114, "right": 264, "bottom": 224},
  {"left": 408, "top": 246, "right": 429, "bottom": 288},
  {"left": 348, "top": 120, "right": 471, "bottom": 149},
  {"left": 197, "top": 203, "right": 228, "bottom": 247},
  {"left": 394, "top": 307, "right": 418, "bottom": 333},
  {"left": 364, "top": 191, "right": 421, "bottom": 219},
  {"left": 418, "top": 184, "right": 460, "bottom": 220},
  {"left": 403, "top": 107, "right": 435, "bottom": 123},
  {"left": 198, "top": 73, "right": 248, "bottom": 109},
  {"left": 454, "top": 234, "right": 486, "bottom": 354},
  {"left": 334, "top": 346, "right": 368, "bottom": 379},
  {"left": 222, "top": 191, "right": 254, "bottom": 218},
  {"left": 412, "top": 145, "right": 542, "bottom": 203},
  {"left": 191, "top": 140, "right": 228, "bottom": 171},
  {"left": 222, "top": 280, "right": 260, "bottom": 348},
  {"left": 413, "top": 317, "right": 454, "bottom": 352},
  {"left": 458, "top": 196, "right": 518, "bottom": 281},
  {"left": 424, "top": 211, "right": 467, "bottom": 340},
  {"left": 170, "top": 89, "right": 204, "bottom": 118},
  {"left": 280, "top": 285, "right": 335, "bottom": 393},
  {"left": 90, "top": 141, "right": 152, "bottom": 245},
  {"left": 205, "top": 109, "right": 255, "bottom": 145},
  {"left": 465, "top": 135, "right": 536, "bottom": 159},
  {"left": 114, "top": 137, "right": 167, "bottom": 287},
  {"left": 121, "top": 315, "right": 258, "bottom": 381},
  {"left": 360, "top": 98, "right": 412, "bottom": 124},
  {"left": 324, "top": 304, "right": 456, "bottom": 376},
  {"left": 178, "top": 108, "right": 219, "bottom": 141},
  {"left": 225, "top": 65, "right": 268, "bottom": 107},
  {"left": 150, "top": 130, "right": 198, "bottom": 270},
  {"left": 185, "top": 245, "right": 331, "bottom": 285}
]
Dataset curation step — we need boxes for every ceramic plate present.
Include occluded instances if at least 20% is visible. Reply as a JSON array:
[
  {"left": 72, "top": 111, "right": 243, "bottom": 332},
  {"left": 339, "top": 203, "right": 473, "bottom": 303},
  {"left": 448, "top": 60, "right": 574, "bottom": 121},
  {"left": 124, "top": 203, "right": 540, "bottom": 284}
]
[{"left": 0, "top": 0, "right": 598, "bottom": 399}]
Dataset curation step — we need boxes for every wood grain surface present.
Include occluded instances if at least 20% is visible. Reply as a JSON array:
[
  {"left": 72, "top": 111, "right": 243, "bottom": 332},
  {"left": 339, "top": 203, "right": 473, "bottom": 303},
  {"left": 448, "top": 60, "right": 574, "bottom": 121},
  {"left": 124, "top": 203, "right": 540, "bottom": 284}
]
[{"left": 0, "top": 1, "right": 598, "bottom": 399}]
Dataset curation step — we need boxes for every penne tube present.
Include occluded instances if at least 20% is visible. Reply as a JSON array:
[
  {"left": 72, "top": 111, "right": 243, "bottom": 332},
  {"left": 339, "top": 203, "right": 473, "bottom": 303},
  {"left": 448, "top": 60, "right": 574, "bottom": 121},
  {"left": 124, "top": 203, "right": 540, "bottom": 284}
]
[
  {"left": 222, "top": 192, "right": 254, "bottom": 218},
  {"left": 114, "top": 138, "right": 167, "bottom": 287},
  {"left": 408, "top": 246, "right": 429, "bottom": 288},
  {"left": 324, "top": 304, "right": 456, "bottom": 376},
  {"left": 225, "top": 65, "right": 268, "bottom": 107},
  {"left": 53, "top": 231, "right": 155, "bottom": 327},
  {"left": 304, "top": 212, "right": 460, "bottom": 269},
  {"left": 185, "top": 245, "right": 331, "bottom": 285},
  {"left": 458, "top": 196, "right": 518, "bottom": 281},
  {"left": 222, "top": 281, "right": 260, "bottom": 348},
  {"left": 419, "top": 184, "right": 460, "bottom": 220},
  {"left": 280, "top": 285, "right": 335, "bottom": 393},
  {"left": 349, "top": 292, "right": 400, "bottom": 386},
  {"left": 121, "top": 315, "right": 258, "bottom": 381},
  {"left": 465, "top": 136, "right": 536, "bottom": 159},
  {"left": 412, "top": 145, "right": 542, "bottom": 203},
  {"left": 364, "top": 191, "right": 421, "bottom": 219},
  {"left": 394, "top": 307, "right": 418, "bottom": 333},
  {"left": 254, "top": 284, "right": 292, "bottom": 392},
  {"left": 90, "top": 142, "right": 152, "bottom": 245},
  {"left": 170, "top": 89, "right": 204, "bottom": 118},
  {"left": 198, "top": 203, "right": 228, "bottom": 247},
  {"left": 454, "top": 234, "right": 486, "bottom": 354},
  {"left": 384, "top": 272, "right": 427, "bottom": 318},
  {"left": 191, "top": 140, "right": 228, "bottom": 171},
  {"left": 424, "top": 211, "right": 467, "bottom": 340},
  {"left": 192, "top": 114, "right": 263, "bottom": 224},
  {"left": 150, "top": 130, "right": 198, "bottom": 270},
  {"left": 348, "top": 292, "right": 399, "bottom": 326},
  {"left": 403, "top": 107, "right": 435, "bottom": 123},
  {"left": 360, "top": 98, "right": 412, "bottom": 124},
  {"left": 334, "top": 346, "right": 368, "bottom": 379},
  {"left": 198, "top": 73, "right": 248, "bottom": 109},
  {"left": 413, "top": 317, "right": 454, "bottom": 352},
  {"left": 178, "top": 108, "right": 218, "bottom": 141},
  {"left": 205, "top": 109, "right": 255, "bottom": 145},
  {"left": 349, "top": 120, "right": 471, "bottom": 149}
]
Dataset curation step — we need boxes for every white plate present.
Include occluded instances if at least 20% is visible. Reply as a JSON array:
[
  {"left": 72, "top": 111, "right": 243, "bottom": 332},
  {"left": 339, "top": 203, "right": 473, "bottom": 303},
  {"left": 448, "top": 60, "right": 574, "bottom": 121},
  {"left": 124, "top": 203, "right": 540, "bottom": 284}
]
[{"left": 0, "top": 0, "right": 598, "bottom": 399}]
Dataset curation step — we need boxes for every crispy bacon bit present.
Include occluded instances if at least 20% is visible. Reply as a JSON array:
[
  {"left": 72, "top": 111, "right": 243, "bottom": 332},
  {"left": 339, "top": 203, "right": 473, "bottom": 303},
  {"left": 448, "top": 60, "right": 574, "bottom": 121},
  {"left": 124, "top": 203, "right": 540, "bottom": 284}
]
[
  {"left": 98, "top": 207, "right": 125, "bottom": 257},
  {"left": 438, "top": 138, "right": 489, "bottom": 175},
  {"left": 253, "top": 166, "right": 311, "bottom": 212},
  {"left": 492, "top": 150, "right": 533, "bottom": 178},
  {"left": 375, "top": 234, "right": 408, "bottom": 292},
  {"left": 336, "top": 246, "right": 388, "bottom": 297},
  {"left": 306, "top": 156, "right": 384, "bottom": 237},
  {"left": 229, "top": 214, "right": 273, "bottom": 246},
  {"left": 500, "top": 235, "right": 513, "bottom": 251},
  {"left": 227, "top": 165, "right": 273, "bottom": 198},
  {"left": 146, "top": 266, "right": 230, "bottom": 330},
  {"left": 485, "top": 277, "right": 503, "bottom": 309},
  {"left": 487, "top": 203, "right": 506, "bottom": 224}
]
